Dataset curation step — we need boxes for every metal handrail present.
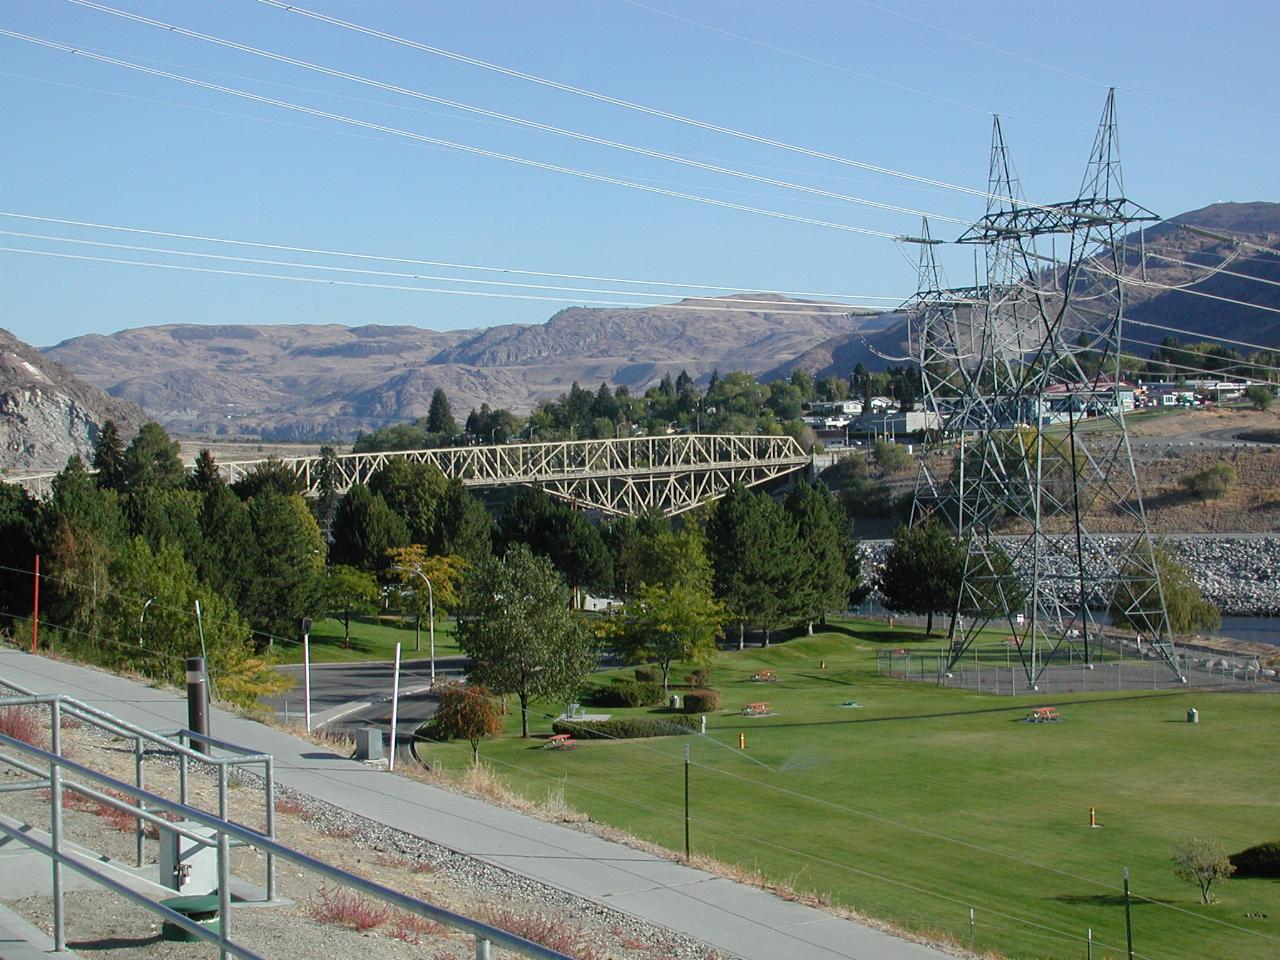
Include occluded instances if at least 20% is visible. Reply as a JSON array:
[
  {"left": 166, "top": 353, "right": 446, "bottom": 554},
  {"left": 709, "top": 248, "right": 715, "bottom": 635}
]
[
  {"left": 0, "top": 691, "right": 277, "bottom": 899},
  {"left": 0, "top": 724, "right": 573, "bottom": 958}
]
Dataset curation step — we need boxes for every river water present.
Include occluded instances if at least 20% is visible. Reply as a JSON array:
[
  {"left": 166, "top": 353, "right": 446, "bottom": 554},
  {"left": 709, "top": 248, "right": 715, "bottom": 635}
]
[{"left": 1215, "top": 615, "right": 1280, "bottom": 647}]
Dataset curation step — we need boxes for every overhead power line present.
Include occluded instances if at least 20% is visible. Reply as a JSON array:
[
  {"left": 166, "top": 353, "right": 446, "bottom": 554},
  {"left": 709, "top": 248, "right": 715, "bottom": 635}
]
[
  {"left": 66, "top": 1, "right": 968, "bottom": 227},
  {"left": 0, "top": 245, "right": 898, "bottom": 316},
  {"left": 250, "top": 0, "right": 1070, "bottom": 215},
  {"left": 0, "top": 212, "right": 899, "bottom": 303},
  {"left": 0, "top": 29, "right": 900, "bottom": 241}
]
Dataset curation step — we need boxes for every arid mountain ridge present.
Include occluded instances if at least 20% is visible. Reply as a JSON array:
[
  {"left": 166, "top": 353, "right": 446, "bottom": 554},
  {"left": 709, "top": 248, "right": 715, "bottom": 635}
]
[
  {"left": 33, "top": 202, "right": 1280, "bottom": 443},
  {"left": 763, "top": 201, "right": 1280, "bottom": 382},
  {"left": 45, "top": 295, "right": 888, "bottom": 440}
]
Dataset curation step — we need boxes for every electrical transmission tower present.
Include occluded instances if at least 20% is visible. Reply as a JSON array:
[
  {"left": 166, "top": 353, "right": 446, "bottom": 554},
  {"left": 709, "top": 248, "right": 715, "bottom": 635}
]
[{"left": 909, "top": 91, "right": 1184, "bottom": 687}]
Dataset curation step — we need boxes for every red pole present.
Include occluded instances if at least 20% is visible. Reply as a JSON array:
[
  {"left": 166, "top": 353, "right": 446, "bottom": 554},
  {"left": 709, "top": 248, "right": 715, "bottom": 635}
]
[{"left": 31, "top": 554, "right": 40, "bottom": 654}]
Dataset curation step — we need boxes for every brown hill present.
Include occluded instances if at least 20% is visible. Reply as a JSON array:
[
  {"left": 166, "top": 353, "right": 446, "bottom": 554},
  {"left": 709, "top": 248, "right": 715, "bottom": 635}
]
[
  {"left": 768, "top": 201, "right": 1280, "bottom": 383},
  {"left": 44, "top": 296, "right": 879, "bottom": 440},
  {"left": 0, "top": 328, "right": 143, "bottom": 472}
]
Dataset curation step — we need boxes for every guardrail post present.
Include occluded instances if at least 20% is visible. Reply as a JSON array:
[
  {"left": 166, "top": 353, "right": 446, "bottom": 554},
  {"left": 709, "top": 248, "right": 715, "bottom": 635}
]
[
  {"left": 264, "top": 758, "right": 276, "bottom": 902},
  {"left": 49, "top": 699, "right": 65, "bottom": 953},
  {"left": 179, "top": 749, "right": 189, "bottom": 806},
  {"left": 135, "top": 736, "right": 145, "bottom": 867},
  {"left": 217, "top": 762, "right": 228, "bottom": 823},
  {"left": 217, "top": 830, "right": 231, "bottom": 960},
  {"left": 474, "top": 935, "right": 491, "bottom": 959}
]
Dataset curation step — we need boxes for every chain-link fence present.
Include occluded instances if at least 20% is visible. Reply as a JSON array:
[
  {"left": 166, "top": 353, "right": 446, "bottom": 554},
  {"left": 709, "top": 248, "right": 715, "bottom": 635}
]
[{"left": 877, "top": 633, "right": 1269, "bottom": 695}]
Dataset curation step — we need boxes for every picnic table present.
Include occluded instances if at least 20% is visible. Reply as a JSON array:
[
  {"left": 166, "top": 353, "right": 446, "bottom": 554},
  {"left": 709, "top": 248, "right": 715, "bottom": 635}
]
[
  {"left": 751, "top": 670, "right": 777, "bottom": 683},
  {"left": 742, "top": 702, "right": 771, "bottom": 717},
  {"left": 1025, "top": 706, "right": 1060, "bottom": 723},
  {"left": 544, "top": 733, "right": 577, "bottom": 749}
]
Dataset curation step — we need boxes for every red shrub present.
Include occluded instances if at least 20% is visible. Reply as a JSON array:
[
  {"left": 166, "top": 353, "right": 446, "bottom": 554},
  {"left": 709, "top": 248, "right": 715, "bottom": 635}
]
[{"left": 305, "top": 884, "right": 387, "bottom": 931}]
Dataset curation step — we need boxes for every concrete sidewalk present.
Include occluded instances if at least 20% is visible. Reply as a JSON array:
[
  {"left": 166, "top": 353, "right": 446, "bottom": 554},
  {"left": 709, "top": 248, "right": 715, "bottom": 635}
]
[{"left": 0, "top": 648, "right": 948, "bottom": 960}]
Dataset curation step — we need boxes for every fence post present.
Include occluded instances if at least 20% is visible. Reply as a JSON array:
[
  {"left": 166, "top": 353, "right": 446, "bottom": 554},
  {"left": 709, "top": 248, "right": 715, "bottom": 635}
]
[
  {"left": 135, "top": 736, "right": 145, "bottom": 867},
  {"left": 217, "top": 763, "right": 229, "bottom": 824},
  {"left": 217, "top": 830, "right": 231, "bottom": 960},
  {"left": 50, "top": 699, "right": 65, "bottom": 952},
  {"left": 264, "top": 758, "right": 276, "bottom": 902}
]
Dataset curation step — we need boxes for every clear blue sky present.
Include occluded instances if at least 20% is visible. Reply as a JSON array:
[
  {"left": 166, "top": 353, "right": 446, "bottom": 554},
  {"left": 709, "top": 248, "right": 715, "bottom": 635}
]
[{"left": 3, "top": 0, "right": 1278, "bottom": 347}]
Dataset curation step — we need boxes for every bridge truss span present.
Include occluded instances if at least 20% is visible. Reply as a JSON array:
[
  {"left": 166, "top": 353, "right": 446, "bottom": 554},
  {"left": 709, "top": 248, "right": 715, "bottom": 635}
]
[{"left": 220, "top": 433, "right": 809, "bottom": 516}]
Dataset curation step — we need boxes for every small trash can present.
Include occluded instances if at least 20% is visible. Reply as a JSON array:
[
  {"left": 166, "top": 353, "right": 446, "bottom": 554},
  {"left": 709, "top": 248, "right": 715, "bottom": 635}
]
[
  {"left": 1187, "top": 708, "right": 1199, "bottom": 724},
  {"left": 160, "top": 894, "right": 221, "bottom": 942},
  {"left": 669, "top": 694, "right": 681, "bottom": 710}
]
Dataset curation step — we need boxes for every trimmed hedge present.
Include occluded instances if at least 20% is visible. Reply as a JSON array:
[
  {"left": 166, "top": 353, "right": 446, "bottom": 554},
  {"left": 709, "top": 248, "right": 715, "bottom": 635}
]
[
  {"left": 633, "top": 667, "right": 655, "bottom": 683},
  {"left": 552, "top": 716, "right": 696, "bottom": 740},
  {"left": 586, "top": 679, "right": 664, "bottom": 708},
  {"left": 1229, "top": 841, "right": 1280, "bottom": 878},
  {"left": 682, "top": 689, "right": 721, "bottom": 713}
]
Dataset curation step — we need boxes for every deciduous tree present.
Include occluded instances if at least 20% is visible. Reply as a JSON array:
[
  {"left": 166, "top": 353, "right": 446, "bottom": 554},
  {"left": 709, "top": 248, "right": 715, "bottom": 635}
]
[
  {"left": 456, "top": 546, "right": 597, "bottom": 737},
  {"left": 1172, "top": 839, "right": 1235, "bottom": 904},
  {"left": 321, "top": 565, "right": 380, "bottom": 647},
  {"left": 422, "top": 683, "right": 502, "bottom": 761}
]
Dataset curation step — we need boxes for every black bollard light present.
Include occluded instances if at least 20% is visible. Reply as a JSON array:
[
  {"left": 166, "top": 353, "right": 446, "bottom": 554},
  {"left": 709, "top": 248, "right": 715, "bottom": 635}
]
[{"left": 186, "top": 656, "right": 209, "bottom": 755}]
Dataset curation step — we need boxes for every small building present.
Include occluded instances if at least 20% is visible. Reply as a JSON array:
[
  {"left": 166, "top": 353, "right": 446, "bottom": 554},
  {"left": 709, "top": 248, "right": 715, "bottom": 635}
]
[{"left": 807, "top": 400, "right": 863, "bottom": 417}]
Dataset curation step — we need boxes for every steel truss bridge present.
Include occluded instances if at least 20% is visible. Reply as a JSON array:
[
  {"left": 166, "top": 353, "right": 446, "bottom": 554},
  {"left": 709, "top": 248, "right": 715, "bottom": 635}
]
[
  {"left": 219, "top": 433, "right": 808, "bottom": 516},
  {"left": 4, "top": 434, "right": 811, "bottom": 515}
]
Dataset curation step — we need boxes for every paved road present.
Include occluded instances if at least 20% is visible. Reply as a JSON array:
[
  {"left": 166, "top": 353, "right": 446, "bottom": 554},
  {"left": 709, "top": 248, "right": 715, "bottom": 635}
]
[
  {"left": 0, "top": 649, "right": 950, "bottom": 960},
  {"left": 263, "top": 657, "right": 467, "bottom": 742}
]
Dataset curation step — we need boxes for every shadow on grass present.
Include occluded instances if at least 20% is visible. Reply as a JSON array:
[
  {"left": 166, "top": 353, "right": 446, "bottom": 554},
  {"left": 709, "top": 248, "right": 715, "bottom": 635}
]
[
  {"left": 707, "top": 690, "right": 1190, "bottom": 731},
  {"left": 1049, "top": 893, "right": 1174, "bottom": 907}
]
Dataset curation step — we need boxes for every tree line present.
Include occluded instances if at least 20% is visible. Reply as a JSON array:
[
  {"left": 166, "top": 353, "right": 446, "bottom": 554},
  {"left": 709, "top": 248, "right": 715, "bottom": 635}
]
[{"left": 1, "top": 418, "right": 870, "bottom": 712}]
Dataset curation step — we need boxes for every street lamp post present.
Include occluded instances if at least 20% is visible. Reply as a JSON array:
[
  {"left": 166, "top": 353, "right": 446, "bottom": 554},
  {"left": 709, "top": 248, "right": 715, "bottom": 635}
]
[
  {"left": 138, "top": 596, "right": 155, "bottom": 646},
  {"left": 393, "top": 565, "right": 435, "bottom": 683}
]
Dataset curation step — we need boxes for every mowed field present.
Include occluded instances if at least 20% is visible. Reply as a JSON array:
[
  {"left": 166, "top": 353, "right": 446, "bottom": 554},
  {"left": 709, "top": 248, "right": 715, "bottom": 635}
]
[{"left": 417, "top": 621, "right": 1280, "bottom": 960}]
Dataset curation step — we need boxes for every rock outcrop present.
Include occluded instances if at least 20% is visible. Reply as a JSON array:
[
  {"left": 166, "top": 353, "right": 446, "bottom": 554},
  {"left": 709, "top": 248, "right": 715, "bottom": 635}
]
[{"left": 0, "top": 328, "right": 143, "bottom": 473}]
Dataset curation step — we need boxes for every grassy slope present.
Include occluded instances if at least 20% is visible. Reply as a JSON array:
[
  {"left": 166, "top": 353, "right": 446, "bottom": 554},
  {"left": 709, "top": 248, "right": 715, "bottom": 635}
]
[
  {"left": 271, "top": 615, "right": 461, "bottom": 664},
  {"left": 419, "top": 620, "right": 1280, "bottom": 960}
]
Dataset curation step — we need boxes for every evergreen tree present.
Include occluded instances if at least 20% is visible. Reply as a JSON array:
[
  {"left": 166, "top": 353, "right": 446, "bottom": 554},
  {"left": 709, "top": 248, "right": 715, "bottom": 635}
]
[
  {"left": 368, "top": 459, "right": 448, "bottom": 545},
  {"left": 197, "top": 483, "right": 259, "bottom": 616},
  {"left": 127, "top": 486, "right": 204, "bottom": 562},
  {"left": 122, "top": 422, "right": 185, "bottom": 492},
  {"left": 705, "top": 484, "right": 794, "bottom": 647},
  {"left": 456, "top": 545, "right": 597, "bottom": 737},
  {"left": 92, "top": 420, "right": 127, "bottom": 492},
  {"left": 312, "top": 446, "right": 341, "bottom": 542},
  {"left": 0, "top": 483, "right": 37, "bottom": 624},
  {"left": 547, "top": 508, "right": 613, "bottom": 606},
  {"left": 230, "top": 456, "right": 305, "bottom": 500},
  {"left": 784, "top": 481, "right": 851, "bottom": 633},
  {"left": 188, "top": 449, "right": 222, "bottom": 497},
  {"left": 498, "top": 487, "right": 558, "bottom": 555},
  {"left": 245, "top": 492, "right": 325, "bottom": 647},
  {"left": 426, "top": 387, "right": 457, "bottom": 436},
  {"left": 751, "top": 495, "right": 805, "bottom": 643},
  {"left": 431, "top": 480, "right": 492, "bottom": 563},
  {"left": 329, "top": 484, "right": 409, "bottom": 572},
  {"left": 876, "top": 520, "right": 964, "bottom": 636}
]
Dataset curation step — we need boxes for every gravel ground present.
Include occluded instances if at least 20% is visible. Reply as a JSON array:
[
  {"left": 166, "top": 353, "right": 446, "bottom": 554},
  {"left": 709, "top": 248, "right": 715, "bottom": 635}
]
[{"left": 0, "top": 718, "right": 723, "bottom": 960}]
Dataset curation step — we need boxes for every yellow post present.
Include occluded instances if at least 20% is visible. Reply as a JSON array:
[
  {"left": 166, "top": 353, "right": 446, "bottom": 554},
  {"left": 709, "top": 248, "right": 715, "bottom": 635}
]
[
  {"left": 1090, "top": 806, "right": 1097, "bottom": 828},
  {"left": 738, "top": 732, "right": 746, "bottom": 750}
]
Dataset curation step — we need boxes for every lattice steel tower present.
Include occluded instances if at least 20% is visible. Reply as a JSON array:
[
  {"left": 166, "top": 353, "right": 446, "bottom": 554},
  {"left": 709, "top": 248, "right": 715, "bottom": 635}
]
[{"left": 909, "top": 91, "right": 1184, "bottom": 687}]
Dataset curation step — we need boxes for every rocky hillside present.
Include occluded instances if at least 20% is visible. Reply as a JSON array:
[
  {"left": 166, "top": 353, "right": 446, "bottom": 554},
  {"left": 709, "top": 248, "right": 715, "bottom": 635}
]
[
  {"left": 0, "top": 328, "right": 143, "bottom": 473},
  {"left": 766, "top": 201, "right": 1280, "bottom": 382},
  {"left": 44, "top": 296, "right": 886, "bottom": 440}
]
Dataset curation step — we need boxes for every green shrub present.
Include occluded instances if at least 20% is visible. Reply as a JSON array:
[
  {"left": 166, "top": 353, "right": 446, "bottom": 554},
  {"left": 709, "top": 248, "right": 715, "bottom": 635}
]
[
  {"left": 1178, "top": 463, "right": 1236, "bottom": 500},
  {"left": 552, "top": 716, "right": 696, "bottom": 740},
  {"left": 1229, "top": 841, "right": 1280, "bottom": 878},
  {"left": 585, "top": 679, "right": 664, "bottom": 708},
  {"left": 633, "top": 667, "right": 655, "bottom": 683},
  {"left": 684, "top": 668, "right": 710, "bottom": 688},
  {"left": 682, "top": 689, "right": 721, "bottom": 713}
]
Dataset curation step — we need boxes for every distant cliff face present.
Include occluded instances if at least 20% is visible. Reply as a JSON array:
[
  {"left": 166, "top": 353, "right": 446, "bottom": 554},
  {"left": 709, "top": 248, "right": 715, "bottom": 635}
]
[{"left": 0, "top": 329, "right": 143, "bottom": 473}]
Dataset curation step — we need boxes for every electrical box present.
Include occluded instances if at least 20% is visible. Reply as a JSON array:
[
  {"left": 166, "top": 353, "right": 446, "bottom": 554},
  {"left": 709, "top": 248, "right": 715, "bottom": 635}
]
[
  {"left": 354, "top": 727, "right": 385, "bottom": 761},
  {"left": 159, "top": 821, "right": 219, "bottom": 895}
]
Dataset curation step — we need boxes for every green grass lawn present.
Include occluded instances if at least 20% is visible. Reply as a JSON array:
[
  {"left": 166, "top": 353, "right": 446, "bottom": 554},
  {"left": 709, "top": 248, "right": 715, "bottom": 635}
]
[
  {"left": 417, "top": 619, "right": 1280, "bottom": 960},
  {"left": 271, "top": 614, "right": 461, "bottom": 664}
]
